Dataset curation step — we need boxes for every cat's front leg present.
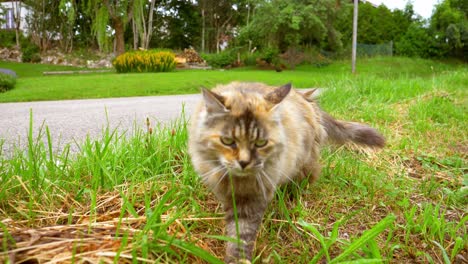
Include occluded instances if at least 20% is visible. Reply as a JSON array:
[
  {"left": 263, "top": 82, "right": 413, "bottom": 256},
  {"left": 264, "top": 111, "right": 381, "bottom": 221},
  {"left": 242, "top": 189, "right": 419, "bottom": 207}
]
[{"left": 224, "top": 196, "right": 267, "bottom": 263}]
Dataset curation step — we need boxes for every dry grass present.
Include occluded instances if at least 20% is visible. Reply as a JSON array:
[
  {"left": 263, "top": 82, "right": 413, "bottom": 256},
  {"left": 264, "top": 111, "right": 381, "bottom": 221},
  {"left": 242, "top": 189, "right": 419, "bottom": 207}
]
[{"left": 1, "top": 58, "right": 467, "bottom": 263}]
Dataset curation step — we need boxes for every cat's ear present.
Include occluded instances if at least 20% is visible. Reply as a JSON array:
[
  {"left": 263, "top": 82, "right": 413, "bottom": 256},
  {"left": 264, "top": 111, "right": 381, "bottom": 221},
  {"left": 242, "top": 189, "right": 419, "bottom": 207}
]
[
  {"left": 264, "top": 83, "right": 292, "bottom": 107},
  {"left": 302, "top": 88, "right": 317, "bottom": 102},
  {"left": 202, "top": 88, "right": 229, "bottom": 113}
]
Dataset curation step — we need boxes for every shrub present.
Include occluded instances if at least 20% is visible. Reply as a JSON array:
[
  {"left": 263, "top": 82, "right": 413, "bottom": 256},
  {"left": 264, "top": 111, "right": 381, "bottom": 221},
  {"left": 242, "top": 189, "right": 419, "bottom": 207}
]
[
  {"left": 0, "top": 72, "right": 17, "bottom": 93},
  {"left": 201, "top": 51, "right": 236, "bottom": 68},
  {"left": 259, "top": 47, "right": 279, "bottom": 64},
  {"left": 241, "top": 52, "right": 260, "bottom": 66},
  {"left": 21, "top": 41, "right": 41, "bottom": 63},
  {"left": 113, "top": 50, "right": 176, "bottom": 73},
  {"left": 0, "top": 30, "right": 16, "bottom": 48}
]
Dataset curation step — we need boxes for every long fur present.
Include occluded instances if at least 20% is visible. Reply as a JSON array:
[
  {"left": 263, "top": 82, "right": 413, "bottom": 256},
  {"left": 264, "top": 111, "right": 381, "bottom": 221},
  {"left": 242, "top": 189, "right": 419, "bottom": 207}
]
[{"left": 188, "top": 82, "right": 385, "bottom": 263}]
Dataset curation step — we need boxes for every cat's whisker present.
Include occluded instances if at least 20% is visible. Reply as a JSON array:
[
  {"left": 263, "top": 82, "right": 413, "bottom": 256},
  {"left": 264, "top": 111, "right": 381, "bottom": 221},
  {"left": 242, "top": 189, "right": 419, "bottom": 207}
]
[
  {"left": 276, "top": 169, "right": 301, "bottom": 189},
  {"left": 255, "top": 172, "right": 268, "bottom": 201},
  {"left": 212, "top": 170, "right": 229, "bottom": 191},
  {"left": 260, "top": 170, "right": 276, "bottom": 190},
  {"left": 195, "top": 159, "right": 220, "bottom": 165},
  {"left": 188, "top": 81, "right": 385, "bottom": 262},
  {"left": 200, "top": 165, "right": 225, "bottom": 178}
]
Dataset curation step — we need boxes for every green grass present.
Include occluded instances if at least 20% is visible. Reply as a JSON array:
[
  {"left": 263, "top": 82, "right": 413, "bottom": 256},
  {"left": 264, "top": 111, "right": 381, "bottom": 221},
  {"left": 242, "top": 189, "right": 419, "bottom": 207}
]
[
  {"left": 0, "top": 57, "right": 467, "bottom": 263},
  {"left": 0, "top": 61, "right": 89, "bottom": 78},
  {"left": 0, "top": 57, "right": 465, "bottom": 102}
]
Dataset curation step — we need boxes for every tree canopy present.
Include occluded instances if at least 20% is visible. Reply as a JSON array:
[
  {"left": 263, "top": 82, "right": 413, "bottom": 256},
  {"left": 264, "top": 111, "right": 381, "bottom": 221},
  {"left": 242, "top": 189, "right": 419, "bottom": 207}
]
[{"left": 3, "top": 0, "right": 467, "bottom": 60}]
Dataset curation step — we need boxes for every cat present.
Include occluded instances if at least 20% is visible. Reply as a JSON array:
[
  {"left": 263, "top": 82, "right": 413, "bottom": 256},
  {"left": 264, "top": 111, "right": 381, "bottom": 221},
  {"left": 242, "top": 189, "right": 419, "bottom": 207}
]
[{"left": 188, "top": 82, "right": 385, "bottom": 263}]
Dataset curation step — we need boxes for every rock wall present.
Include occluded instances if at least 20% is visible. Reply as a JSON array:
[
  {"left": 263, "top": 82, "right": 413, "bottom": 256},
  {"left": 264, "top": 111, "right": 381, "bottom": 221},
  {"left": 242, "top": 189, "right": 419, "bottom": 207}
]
[{"left": 0, "top": 47, "right": 113, "bottom": 68}]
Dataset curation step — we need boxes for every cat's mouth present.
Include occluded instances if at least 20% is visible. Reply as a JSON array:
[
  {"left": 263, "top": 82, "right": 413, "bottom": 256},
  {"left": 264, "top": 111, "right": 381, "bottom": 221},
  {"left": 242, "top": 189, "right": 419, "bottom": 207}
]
[{"left": 228, "top": 168, "right": 256, "bottom": 177}]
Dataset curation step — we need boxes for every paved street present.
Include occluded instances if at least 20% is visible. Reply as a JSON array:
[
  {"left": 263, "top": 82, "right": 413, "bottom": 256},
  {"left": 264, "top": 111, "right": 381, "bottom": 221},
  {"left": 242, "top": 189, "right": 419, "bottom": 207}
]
[
  {"left": 0, "top": 94, "right": 200, "bottom": 155},
  {"left": 0, "top": 88, "right": 319, "bottom": 156}
]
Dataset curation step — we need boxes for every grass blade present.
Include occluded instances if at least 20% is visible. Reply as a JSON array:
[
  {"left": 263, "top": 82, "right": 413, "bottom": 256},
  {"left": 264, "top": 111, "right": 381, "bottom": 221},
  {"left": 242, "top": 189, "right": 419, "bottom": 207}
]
[
  {"left": 299, "top": 219, "right": 331, "bottom": 263},
  {"left": 330, "top": 214, "right": 395, "bottom": 263},
  {"left": 432, "top": 240, "right": 451, "bottom": 264},
  {"left": 160, "top": 234, "right": 223, "bottom": 264}
]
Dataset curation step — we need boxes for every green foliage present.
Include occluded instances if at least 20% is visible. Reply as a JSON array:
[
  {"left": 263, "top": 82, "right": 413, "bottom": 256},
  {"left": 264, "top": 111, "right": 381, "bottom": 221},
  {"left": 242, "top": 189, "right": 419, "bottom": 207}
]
[
  {"left": 113, "top": 50, "right": 176, "bottom": 73},
  {"left": 259, "top": 47, "right": 280, "bottom": 64},
  {"left": 238, "top": 0, "right": 345, "bottom": 52},
  {"left": 0, "top": 57, "right": 464, "bottom": 103},
  {"left": 155, "top": 0, "right": 201, "bottom": 50},
  {"left": 1, "top": 60, "right": 466, "bottom": 262},
  {"left": 241, "top": 52, "right": 260, "bottom": 66},
  {"left": 0, "top": 30, "right": 17, "bottom": 48},
  {"left": 94, "top": 6, "right": 111, "bottom": 52},
  {"left": 21, "top": 41, "right": 41, "bottom": 63},
  {"left": 430, "top": 0, "right": 467, "bottom": 60},
  {"left": 23, "top": 0, "right": 61, "bottom": 51},
  {"left": 0, "top": 58, "right": 466, "bottom": 263},
  {"left": 337, "top": 2, "right": 415, "bottom": 47},
  {"left": 396, "top": 23, "right": 443, "bottom": 58},
  {"left": 0, "top": 72, "right": 17, "bottom": 93},
  {"left": 58, "top": 0, "right": 77, "bottom": 52},
  {"left": 201, "top": 51, "right": 236, "bottom": 68}
]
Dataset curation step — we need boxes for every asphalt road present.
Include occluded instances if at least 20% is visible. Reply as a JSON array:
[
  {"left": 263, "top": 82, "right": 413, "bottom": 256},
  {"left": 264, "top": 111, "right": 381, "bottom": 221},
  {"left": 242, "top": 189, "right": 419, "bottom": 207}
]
[
  {"left": 0, "top": 88, "right": 319, "bottom": 156},
  {"left": 0, "top": 94, "right": 200, "bottom": 155}
]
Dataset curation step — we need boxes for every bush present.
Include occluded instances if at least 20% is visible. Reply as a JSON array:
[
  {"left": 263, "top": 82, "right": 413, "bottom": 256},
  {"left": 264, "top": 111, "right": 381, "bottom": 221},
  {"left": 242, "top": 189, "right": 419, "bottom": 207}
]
[
  {"left": 0, "top": 72, "right": 17, "bottom": 93},
  {"left": 241, "top": 52, "right": 260, "bottom": 66},
  {"left": 201, "top": 51, "right": 236, "bottom": 68},
  {"left": 0, "top": 30, "right": 16, "bottom": 48},
  {"left": 113, "top": 50, "right": 176, "bottom": 73},
  {"left": 395, "top": 24, "right": 445, "bottom": 58},
  {"left": 259, "top": 47, "right": 279, "bottom": 64},
  {"left": 21, "top": 41, "right": 41, "bottom": 63}
]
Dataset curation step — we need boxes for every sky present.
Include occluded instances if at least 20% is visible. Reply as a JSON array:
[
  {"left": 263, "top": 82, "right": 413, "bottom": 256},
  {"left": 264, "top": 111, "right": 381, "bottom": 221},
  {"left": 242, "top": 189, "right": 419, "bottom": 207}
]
[{"left": 366, "top": 0, "right": 441, "bottom": 19}]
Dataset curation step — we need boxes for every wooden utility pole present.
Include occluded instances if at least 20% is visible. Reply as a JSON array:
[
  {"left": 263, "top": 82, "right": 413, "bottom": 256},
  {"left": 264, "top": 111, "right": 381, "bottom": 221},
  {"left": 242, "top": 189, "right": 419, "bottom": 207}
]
[{"left": 352, "top": 0, "right": 358, "bottom": 74}]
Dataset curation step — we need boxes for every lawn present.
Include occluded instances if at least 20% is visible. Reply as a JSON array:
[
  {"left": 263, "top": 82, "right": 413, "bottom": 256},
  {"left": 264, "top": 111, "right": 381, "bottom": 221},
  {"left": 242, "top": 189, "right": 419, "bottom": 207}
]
[
  {"left": 0, "top": 57, "right": 466, "bottom": 263},
  {"left": 0, "top": 57, "right": 464, "bottom": 102}
]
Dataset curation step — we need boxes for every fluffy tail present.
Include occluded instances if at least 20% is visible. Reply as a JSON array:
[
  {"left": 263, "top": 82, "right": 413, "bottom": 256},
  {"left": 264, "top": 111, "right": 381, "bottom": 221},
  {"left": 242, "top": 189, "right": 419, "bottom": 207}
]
[{"left": 320, "top": 111, "right": 385, "bottom": 148}]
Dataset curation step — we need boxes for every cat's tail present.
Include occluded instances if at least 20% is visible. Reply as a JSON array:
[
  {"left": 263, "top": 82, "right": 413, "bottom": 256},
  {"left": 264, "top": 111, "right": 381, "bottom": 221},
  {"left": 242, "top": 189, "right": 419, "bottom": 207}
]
[{"left": 320, "top": 111, "right": 385, "bottom": 148}]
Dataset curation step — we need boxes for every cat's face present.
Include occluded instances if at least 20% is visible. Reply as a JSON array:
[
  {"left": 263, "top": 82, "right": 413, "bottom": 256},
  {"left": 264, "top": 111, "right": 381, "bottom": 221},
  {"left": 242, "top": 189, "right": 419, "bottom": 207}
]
[
  {"left": 198, "top": 84, "right": 291, "bottom": 177},
  {"left": 206, "top": 112, "right": 277, "bottom": 176}
]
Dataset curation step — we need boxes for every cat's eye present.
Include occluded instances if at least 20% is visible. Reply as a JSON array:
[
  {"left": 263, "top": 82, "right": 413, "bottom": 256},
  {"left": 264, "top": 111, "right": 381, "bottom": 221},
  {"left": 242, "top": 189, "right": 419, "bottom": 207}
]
[
  {"left": 255, "top": 139, "right": 268, "bottom": 148},
  {"left": 220, "top": 137, "right": 235, "bottom": 146}
]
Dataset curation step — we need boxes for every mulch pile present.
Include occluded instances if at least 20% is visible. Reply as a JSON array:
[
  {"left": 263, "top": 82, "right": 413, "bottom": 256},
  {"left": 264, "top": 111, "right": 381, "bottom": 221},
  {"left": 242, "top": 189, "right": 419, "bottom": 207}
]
[{"left": 180, "top": 48, "right": 204, "bottom": 63}]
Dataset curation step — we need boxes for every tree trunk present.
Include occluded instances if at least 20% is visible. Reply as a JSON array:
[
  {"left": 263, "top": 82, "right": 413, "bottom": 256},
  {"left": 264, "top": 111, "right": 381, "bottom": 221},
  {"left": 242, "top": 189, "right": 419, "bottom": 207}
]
[
  {"left": 352, "top": 0, "right": 358, "bottom": 74},
  {"left": 114, "top": 18, "right": 126, "bottom": 56},
  {"left": 139, "top": 2, "right": 147, "bottom": 49},
  {"left": 133, "top": 19, "right": 139, "bottom": 50},
  {"left": 13, "top": 1, "right": 21, "bottom": 48},
  {"left": 145, "top": 0, "right": 156, "bottom": 49},
  {"left": 201, "top": 8, "right": 205, "bottom": 52}
]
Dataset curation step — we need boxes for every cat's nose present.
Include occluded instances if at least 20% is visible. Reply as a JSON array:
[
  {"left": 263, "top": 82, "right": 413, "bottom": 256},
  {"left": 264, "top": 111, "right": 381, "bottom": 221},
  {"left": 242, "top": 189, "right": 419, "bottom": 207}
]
[{"left": 238, "top": 160, "right": 250, "bottom": 169}]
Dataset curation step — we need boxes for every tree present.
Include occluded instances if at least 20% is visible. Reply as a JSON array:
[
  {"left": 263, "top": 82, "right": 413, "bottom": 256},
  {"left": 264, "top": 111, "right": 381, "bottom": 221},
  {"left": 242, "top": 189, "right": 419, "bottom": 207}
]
[
  {"left": 132, "top": 0, "right": 157, "bottom": 50},
  {"left": 24, "top": 0, "right": 61, "bottom": 51},
  {"left": 430, "top": 0, "right": 467, "bottom": 59},
  {"left": 337, "top": 1, "right": 416, "bottom": 52},
  {"left": 239, "top": 0, "right": 345, "bottom": 52},
  {"left": 197, "top": 0, "right": 243, "bottom": 53},
  {"left": 59, "top": 0, "right": 77, "bottom": 52},
  {"left": 396, "top": 22, "right": 441, "bottom": 58},
  {"left": 158, "top": 0, "right": 201, "bottom": 50},
  {"left": 10, "top": 0, "right": 22, "bottom": 47},
  {"left": 84, "top": 0, "right": 136, "bottom": 55}
]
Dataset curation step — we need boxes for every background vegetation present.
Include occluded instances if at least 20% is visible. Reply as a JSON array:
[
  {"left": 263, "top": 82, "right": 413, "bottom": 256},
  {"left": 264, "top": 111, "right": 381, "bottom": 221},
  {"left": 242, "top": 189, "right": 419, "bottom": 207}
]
[
  {"left": 1, "top": 57, "right": 465, "bottom": 102},
  {"left": 113, "top": 50, "right": 176, "bottom": 73},
  {"left": 0, "top": 0, "right": 466, "bottom": 63},
  {"left": 0, "top": 57, "right": 466, "bottom": 263},
  {"left": 0, "top": 0, "right": 466, "bottom": 262}
]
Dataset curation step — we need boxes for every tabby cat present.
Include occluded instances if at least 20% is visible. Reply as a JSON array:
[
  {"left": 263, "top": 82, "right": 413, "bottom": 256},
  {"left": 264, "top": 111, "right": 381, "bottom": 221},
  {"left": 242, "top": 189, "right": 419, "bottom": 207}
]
[{"left": 188, "top": 82, "right": 385, "bottom": 263}]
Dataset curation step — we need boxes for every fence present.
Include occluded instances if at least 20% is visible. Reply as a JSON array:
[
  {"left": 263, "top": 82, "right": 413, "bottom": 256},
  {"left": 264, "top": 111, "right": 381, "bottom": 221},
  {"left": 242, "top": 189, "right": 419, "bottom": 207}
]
[{"left": 356, "top": 41, "right": 393, "bottom": 57}]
